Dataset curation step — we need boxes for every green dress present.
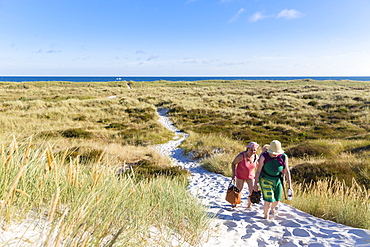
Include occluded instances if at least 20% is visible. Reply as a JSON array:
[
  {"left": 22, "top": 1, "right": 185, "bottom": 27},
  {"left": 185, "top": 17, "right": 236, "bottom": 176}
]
[{"left": 259, "top": 153, "right": 286, "bottom": 202}]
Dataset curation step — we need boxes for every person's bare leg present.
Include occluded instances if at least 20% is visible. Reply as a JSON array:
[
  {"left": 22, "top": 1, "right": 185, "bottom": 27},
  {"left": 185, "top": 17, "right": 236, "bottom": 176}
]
[
  {"left": 246, "top": 179, "right": 254, "bottom": 208},
  {"left": 271, "top": 201, "right": 279, "bottom": 215},
  {"left": 263, "top": 202, "right": 271, "bottom": 219},
  {"left": 235, "top": 178, "right": 244, "bottom": 192}
]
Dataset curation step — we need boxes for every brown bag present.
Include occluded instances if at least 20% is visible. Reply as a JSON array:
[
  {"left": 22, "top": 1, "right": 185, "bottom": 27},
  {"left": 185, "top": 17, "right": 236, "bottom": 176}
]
[{"left": 225, "top": 181, "right": 241, "bottom": 205}]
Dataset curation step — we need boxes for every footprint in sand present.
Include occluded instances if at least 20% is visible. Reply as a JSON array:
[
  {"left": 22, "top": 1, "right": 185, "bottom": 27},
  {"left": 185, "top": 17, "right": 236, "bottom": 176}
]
[
  {"left": 292, "top": 228, "right": 311, "bottom": 237},
  {"left": 224, "top": 220, "right": 238, "bottom": 230},
  {"left": 281, "top": 220, "right": 301, "bottom": 228},
  {"left": 282, "top": 228, "right": 292, "bottom": 237}
]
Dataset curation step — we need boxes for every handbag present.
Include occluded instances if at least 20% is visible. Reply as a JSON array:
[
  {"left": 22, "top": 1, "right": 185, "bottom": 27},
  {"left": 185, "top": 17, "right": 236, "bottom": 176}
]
[
  {"left": 249, "top": 190, "right": 261, "bottom": 204},
  {"left": 225, "top": 180, "right": 241, "bottom": 205}
]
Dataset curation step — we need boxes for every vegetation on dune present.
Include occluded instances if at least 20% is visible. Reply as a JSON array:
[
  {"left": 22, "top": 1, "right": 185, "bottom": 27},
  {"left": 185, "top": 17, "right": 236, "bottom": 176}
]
[
  {"left": 291, "top": 178, "right": 370, "bottom": 230},
  {"left": 0, "top": 78, "right": 369, "bottom": 244},
  {"left": 0, "top": 137, "right": 210, "bottom": 246}
]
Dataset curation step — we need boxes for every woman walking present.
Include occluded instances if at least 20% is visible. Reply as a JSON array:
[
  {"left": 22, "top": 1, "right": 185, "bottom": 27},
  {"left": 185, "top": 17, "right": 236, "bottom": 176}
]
[
  {"left": 231, "top": 142, "right": 259, "bottom": 208},
  {"left": 254, "top": 140, "right": 292, "bottom": 219}
]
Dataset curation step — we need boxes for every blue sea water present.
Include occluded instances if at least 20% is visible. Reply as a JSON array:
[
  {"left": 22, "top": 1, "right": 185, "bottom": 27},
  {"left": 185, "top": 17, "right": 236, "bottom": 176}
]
[{"left": 0, "top": 76, "right": 369, "bottom": 82}]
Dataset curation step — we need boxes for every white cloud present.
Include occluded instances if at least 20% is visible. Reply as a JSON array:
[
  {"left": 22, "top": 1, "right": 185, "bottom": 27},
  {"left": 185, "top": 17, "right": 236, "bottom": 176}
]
[
  {"left": 249, "top": 9, "right": 303, "bottom": 22},
  {"left": 182, "top": 58, "right": 198, "bottom": 64},
  {"left": 147, "top": 55, "right": 159, "bottom": 61},
  {"left": 249, "top": 11, "right": 268, "bottom": 22},
  {"left": 45, "top": 50, "right": 61, "bottom": 53},
  {"left": 34, "top": 49, "right": 61, "bottom": 54},
  {"left": 228, "top": 8, "right": 245, "bottom": 23},
  {"left": 277, "top": 9, "right": 303, "bottom": 19}
]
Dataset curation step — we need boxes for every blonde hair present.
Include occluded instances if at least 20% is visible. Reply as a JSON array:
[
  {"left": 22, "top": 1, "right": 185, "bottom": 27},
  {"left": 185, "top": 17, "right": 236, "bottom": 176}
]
[{"left": 262, "top": 144, "right": 270, "bottom": 153}]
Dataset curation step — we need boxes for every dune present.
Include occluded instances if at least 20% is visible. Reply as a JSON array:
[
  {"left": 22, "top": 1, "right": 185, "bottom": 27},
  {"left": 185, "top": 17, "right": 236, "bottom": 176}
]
[
  {"left": 1, "top": 108, "right": 369, "bottom": 246},
  {"left": 155, "top": 108, "right": 370, "bottom": 247}
]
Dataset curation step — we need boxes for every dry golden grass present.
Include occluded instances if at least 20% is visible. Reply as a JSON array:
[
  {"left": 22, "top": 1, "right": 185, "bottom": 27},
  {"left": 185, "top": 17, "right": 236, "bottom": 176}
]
[
  {"left": 289, "top": 179, "right": 370, "bottom": 229},
  {"left": 0, "top": 79, "right": 369, "bottom": 232},
  {"left": 0, "top": 137, "right": 210, "bottom": 246}
]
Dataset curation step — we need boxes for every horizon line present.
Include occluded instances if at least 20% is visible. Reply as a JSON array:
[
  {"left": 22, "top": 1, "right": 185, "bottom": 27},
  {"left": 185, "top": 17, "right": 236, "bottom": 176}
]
[{"left": 1, "top": 75, "right": 369, "bottom": 77}]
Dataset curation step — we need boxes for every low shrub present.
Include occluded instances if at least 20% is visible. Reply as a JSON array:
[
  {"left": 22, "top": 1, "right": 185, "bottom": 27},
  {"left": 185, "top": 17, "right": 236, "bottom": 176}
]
[
  {"left": 105, "top": 122, "right": 128, "bottom": 130},
  {"left": 353, "top": 97, "right": 364, "bottom": 101},
  {"left": 308, "top": 101, "right": 318, "bottom": 106},
  {"left": 97, "top": 118, "right": 111, "bottom": 123},
  {"left": 192, "top": 124, "right": 229, "bottom": 134},
  {"left": 290, "top": 162, "right": 358, "bottom": 187},
  {"left": 298, "top": 120, "right": 315, "bottom": 126},
  {"left": 72, "top": 115, "right": 87, "bottom": 121},
  {"left": 231, "top": 129, "right": 255, "bottom": 141},
  {"left": 351, "top": 145, "right": 370, "bottom": 153},
  {"left": 124, "top": 107, "right": 157, "bottom": 123},
  {"left": 128, "top": 162, "right": 190, "bottom": 180},
  {"left": 286, "top": 143, "right": 332, "bottom": 158},
  {"left": 347, "top": 133, "right": 370, "bottom": 140},
  {"left": 168, "top": 105, "right": 186, "bottom": 113},
  {"left": 132, "top": 113, "right": 156, "bottom": 122},
  {"left": 243, "top": 119, "right": 263, "bottom": 126},
  {"left": 56, "top": 146, "right": 105, "bottom": 165},
  {"left": 61, "top": 128, "right": 94, "bottom": 139},
  {"left": 334, "top": 108, "right": 349, "bottom": 113},
  {"left": 309, "top": 125, "right": 340, "bottom": 139},
  {"left": 319, "top": 104, "right": 335, "bottom": 110}
]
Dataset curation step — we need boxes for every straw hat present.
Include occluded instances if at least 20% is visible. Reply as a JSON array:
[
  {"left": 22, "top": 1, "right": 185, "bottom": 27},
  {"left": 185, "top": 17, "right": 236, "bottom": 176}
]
[{"left": 267, "top": 140, "right": 284, "bottom": 155}]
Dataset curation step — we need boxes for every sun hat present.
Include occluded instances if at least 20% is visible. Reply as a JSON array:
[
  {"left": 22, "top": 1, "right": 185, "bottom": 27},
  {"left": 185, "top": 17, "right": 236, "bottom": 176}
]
[
  {"left": 267, "top": 140, "right": 284, "bottom": 155},
  {"left": 246, "top": 142, "right": 259, "bottom": 149}
]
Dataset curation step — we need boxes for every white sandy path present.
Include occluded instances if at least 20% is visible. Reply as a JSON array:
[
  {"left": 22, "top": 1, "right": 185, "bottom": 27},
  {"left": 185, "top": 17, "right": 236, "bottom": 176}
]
[{"left": 154, "top": 108, "right": 370, "bottom": 247}]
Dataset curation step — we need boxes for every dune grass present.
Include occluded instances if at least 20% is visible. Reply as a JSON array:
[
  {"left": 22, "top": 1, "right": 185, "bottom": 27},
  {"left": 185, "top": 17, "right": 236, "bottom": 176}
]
[
  {"left": 288, "top": 179, "right": 370, "bottom": 230},
  {"left": 0, "top": 137, "right": 210, "bottom": 246},
  {"left": 0, "top": 79, "right": 369, "bottom": 236}
]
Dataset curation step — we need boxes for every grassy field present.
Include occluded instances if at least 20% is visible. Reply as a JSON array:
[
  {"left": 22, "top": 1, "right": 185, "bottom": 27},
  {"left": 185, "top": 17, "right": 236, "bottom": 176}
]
[{"left": 0, "top": 79, "right": 369, "bottom": 245}]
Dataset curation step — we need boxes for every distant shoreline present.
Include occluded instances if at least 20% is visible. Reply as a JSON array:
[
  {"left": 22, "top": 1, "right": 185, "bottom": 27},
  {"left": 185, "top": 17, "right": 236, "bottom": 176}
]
[{"left": 1, "top": 76, "right": 370, "bottom": 82}]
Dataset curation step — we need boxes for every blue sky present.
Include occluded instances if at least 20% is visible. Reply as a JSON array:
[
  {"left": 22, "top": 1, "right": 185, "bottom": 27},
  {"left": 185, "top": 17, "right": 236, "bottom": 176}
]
[{"left": 1, "top": 0, "right": 370, "bottom": 76}]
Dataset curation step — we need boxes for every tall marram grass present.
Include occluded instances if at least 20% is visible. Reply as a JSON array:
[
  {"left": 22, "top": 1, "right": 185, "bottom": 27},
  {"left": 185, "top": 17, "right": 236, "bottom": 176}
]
[
  {"left": 289, "top": 179, "right": 370, "bottom": 230},
  {"left": 1, "top": 80, "right": 370, "bottom": 235},
  {"left": 179, "top": 131, "right": 244, "bottom": 176},
  {"left": 0, "top": 137, "right": 211, "bottom": 246}
]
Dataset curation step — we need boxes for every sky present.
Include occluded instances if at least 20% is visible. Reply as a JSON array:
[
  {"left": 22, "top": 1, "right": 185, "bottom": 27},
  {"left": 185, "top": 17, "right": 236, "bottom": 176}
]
[{"left": 1, "top": 0, "right": 370, "bottom": 76}]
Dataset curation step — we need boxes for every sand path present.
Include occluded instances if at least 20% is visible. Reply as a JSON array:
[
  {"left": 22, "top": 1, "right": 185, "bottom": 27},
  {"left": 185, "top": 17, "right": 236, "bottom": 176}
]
[{"left": 154, "top": 108, "right": 370, "bottom": 247}]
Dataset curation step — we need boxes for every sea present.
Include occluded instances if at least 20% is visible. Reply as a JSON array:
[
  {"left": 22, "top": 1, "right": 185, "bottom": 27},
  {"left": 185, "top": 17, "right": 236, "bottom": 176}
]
[{"left": 0, "top": 76, "right": 369, "bottom": 82}]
